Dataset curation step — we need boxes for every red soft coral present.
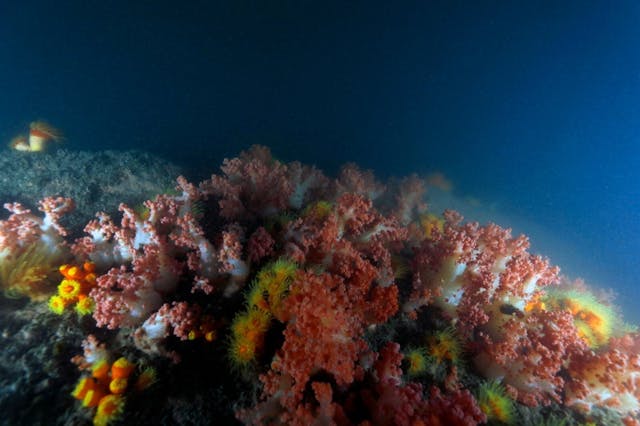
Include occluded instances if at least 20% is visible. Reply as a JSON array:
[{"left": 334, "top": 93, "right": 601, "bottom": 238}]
[
  {"left": 566, "top": 333, "right": 640, "bottom": 416},
  {"left": 200, "top": 145, "right": 293, "bottom": 221},
  {"left": 407, "top": 210, "right": 558, "bottom": 324},
  {"left": 247, "top": 226, "right": 275, "bottom": 263},
  {"left": 423, "top": 386, "right": 486, "bottom": 426},
  {"left": 474, "top": 308, "right": 586, "bottom": 406},
  {"left": 262, "top": 271, "right": 368, "bottom": 412}
]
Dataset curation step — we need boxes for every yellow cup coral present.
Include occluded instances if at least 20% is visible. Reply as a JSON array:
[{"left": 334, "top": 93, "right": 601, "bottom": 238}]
[
  {"left": 229, "top": 308, "right": 272, "bottom": 369},
  {"left": 82, "top": 388, "right": 106, "bottom": 408},
  {"left": 109, "top": 378, "right": 128, "bottom": 395},
  {"left": 544, "top": 288, "right": 618, "bottom": 348},
  {"left": 58, "top": 279, "right": 82, "bottom": 300},
  {"left": 48, "top": 295, "right": 70, "bottom": 314},
  {"left": 477, "top": 381, "right": 514, "bottom": 424},
  {"left": 91, "top": 359, "right": 110, "bottom": 381},
  {"left": 94, "top": 394, "right": 125, "bottom": 426},
  {"left": 111, "top": 357, "right": 135, "bottom": 380},
  {"left": 48, "top": 262, "right": 97, "bottom": 315},
  {"left": 428, "top": 326, "right": 463, "bottom": 367},
  {"left": 71, "top": 377, "right": 97, "bottom": 401},
  {"left": 404, "top": 347, "right": 429, "bottom": 377},
  {"left": 71, "top": 346, "right": 155, "bottom": 426},
  {"left": 251, "top": 258, "right": 298, "bottom": 320},
  {"left": 75, "top": 295, "right": 94, "bottom": 315}
]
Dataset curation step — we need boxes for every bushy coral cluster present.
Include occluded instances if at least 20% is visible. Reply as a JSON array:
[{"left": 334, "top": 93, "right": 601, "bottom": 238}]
[{"left": 2, "top": 145, "right": 640, "bottom": 424}]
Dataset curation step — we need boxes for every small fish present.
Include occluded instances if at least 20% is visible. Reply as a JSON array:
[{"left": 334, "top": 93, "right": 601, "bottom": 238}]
[{"left": 500, "top": 304, "right": 524, "bottom": 318}]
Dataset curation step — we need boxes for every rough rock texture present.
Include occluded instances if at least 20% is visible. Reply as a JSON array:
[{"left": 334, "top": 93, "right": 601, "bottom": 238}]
[
  {"left": 0, "top": 149, "right": 183, "bottom": 234},
  {"left": 0, "top": 299, "right": 89, "bottom": 425}
]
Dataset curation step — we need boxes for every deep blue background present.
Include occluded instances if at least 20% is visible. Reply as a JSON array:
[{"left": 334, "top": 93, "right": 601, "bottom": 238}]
[{"left": 1, "top": 1, "right": 639, "bottom": 320}]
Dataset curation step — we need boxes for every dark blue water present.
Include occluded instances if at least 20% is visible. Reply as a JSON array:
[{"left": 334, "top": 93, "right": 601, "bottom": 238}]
[{"left": 1, "top": 1, "right": 639, "bottom": 321}]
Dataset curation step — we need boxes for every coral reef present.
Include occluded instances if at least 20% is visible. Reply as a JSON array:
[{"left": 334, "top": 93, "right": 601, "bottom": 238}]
[{"left": 0, "top": 145, "right": 638, "bottom": 425}]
